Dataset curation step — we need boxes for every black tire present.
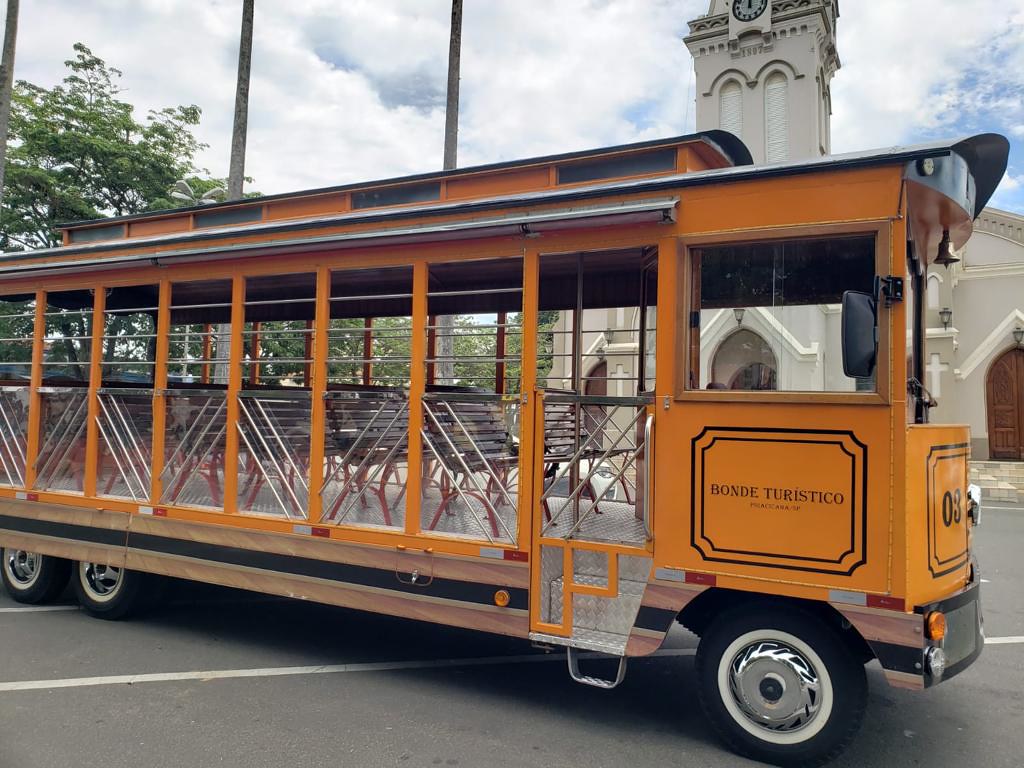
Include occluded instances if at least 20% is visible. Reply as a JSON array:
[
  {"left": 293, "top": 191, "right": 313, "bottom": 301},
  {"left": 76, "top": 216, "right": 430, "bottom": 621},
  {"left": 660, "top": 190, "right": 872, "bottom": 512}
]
[
  {"left": 0, "top": 548, "right": 71, "bottom": 604},
  {"left": 695, "top": 603, "right": 867, "bottom": 768},
  {"left": 72, "top": 560, "right": 153, "bottom": 620}
]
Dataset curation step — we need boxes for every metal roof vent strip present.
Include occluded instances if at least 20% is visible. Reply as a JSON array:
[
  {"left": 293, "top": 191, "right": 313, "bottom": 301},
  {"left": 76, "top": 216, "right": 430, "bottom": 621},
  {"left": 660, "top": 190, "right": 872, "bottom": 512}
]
[
  {"left": 54, "top": 130, "right": 751, "bottom": 230},
  {"left": 11, "top": 177, "right": 691, "bottom": 263},
  {"left": 0, "top": 198, "right": 679, "bottom": 278}
]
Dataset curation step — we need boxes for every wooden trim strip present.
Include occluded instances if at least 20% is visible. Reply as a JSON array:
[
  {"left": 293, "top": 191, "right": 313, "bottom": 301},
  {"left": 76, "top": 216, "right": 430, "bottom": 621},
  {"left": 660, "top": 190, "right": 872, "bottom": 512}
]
[
  {"left": 0, "top": 507, "right": 528, "bottom": 611},
  {"left": 124, "top": 550, "right": 529, "bottom": 639}
]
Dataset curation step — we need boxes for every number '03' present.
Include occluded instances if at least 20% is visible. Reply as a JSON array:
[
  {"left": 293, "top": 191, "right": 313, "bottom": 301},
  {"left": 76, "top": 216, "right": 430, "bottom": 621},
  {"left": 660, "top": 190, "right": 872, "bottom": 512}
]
[{"left": 941, "top": 488, "right": 963, "bottom": 527}]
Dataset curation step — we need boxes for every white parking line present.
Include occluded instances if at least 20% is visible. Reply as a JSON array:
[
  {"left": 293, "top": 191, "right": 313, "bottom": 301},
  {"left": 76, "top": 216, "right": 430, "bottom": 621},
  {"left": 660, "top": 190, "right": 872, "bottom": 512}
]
[
  {"left": 0, "top": 605, "right": 77, "bottom": 614},
  {"left": 0, "top": 647, "right": 697, "bottom": 693},
  {"left": 986, "top": 636, "right": 1024, "bottom": 645}
]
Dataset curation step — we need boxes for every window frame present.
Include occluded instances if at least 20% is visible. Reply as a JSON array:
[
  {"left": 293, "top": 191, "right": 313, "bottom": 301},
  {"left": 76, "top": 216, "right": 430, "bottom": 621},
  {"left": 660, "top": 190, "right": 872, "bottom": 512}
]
[{"left": 675, "top": 220, "right": 892, "bottom": 405}]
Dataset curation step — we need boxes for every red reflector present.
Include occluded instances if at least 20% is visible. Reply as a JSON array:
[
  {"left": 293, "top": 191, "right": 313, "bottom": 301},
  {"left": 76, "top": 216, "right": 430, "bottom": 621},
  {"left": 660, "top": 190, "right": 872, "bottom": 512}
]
[
  {"left": 153, "top": 508, "right": 168, "bottom": 517},
  {"left": 26, "top": 493, "right": 38, "bottom": 502},
  {"left": 504, "top": 550, "right": 528, "bottom": 562},
  {"left": 312, "top": 527, "right": 331, "bottom": 538},
  {"left": 685, "top": 572, "right": 716, "bottom": 586},
  {"left": 866, "top": 594, "right": 905, "bottom": 611}
]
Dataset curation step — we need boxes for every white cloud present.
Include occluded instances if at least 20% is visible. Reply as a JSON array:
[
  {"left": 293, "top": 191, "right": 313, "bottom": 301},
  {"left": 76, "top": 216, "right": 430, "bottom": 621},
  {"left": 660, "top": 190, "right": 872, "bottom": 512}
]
[{"left": 1, "top": 0, "right": 1021, "bottom": 213}]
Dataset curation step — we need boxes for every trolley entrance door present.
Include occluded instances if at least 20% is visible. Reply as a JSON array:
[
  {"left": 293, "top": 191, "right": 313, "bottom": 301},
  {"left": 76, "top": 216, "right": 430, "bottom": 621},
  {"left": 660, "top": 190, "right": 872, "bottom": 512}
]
[{"left": 529, "top": 391, "right": 654, "bottom": 654}]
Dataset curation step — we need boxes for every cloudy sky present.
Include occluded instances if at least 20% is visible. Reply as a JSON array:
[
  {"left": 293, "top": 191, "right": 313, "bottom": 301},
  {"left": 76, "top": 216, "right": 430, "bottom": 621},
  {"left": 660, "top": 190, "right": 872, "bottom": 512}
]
[{"left": 4, "top": 0, "right": 1024, "bottom": 212}]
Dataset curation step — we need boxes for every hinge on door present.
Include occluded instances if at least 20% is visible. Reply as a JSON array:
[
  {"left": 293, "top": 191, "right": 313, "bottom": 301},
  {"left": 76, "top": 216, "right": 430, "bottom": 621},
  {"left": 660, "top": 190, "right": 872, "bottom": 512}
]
[{"left": 876, "top": 275, "right": 904, "bottom": 305}]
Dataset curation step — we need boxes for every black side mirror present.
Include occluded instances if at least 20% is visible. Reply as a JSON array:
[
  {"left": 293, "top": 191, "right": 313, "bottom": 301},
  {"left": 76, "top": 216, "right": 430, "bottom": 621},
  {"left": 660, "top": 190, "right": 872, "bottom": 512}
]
[{"left": 841, "top": 290, "right": 877, "bottom": 378}]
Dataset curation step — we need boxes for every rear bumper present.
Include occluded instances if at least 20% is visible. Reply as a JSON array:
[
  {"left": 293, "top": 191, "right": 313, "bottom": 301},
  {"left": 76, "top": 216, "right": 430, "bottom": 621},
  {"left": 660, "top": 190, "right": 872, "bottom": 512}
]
[
  {"left": 918, "top": 569, "right": 984, "bottom": 687},
  {"left": 836, "top": 566, "right": 983, "bottom": 691}
]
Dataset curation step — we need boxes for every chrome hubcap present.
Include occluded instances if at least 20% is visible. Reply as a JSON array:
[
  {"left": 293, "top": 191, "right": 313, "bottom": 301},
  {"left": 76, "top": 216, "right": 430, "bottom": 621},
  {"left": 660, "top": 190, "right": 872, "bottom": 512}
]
[
  {"left": 82, "top": 562, "right": 122, "bottom": 598},
  {"left": 4, "top": 549, "right": 40, "bottom": 587},
  {"left": 728, "top": 640, "right": 822, "bottom": 733}
]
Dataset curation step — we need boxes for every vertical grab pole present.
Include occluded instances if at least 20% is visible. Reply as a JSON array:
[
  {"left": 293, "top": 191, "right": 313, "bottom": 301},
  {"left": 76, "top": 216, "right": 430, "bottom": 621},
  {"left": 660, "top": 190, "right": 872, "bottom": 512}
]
[
  {"left": 405, "top": 261, "right": 428, "bottom": 536},
  {"left": 150, "top": 279, "right": 171, "bottom": 504},
  {"left": 251, "top": 321, "right": 261, "bottom": 385},
  {"left": 84, "top": 285, "right": 106, "bottom": 497},
  {"left": 362, "top": 317, "right": 374, "bottom": 386},
  {"left": 222, "top": 275, "right": 245, "bottom": 514},
  {"left": 201, "top": 324, "right": 212, "bottom": 384},
  {"left": 307, "top": 267, "right": 330, "bottom": 523},
  {"left": 303, "top": 320, "right": 313, "bottom": 388},
  {"left": 495, "top": 311, "right": 507, "bottom": 395},
  {"left": 24, "top": 290, "right": 46, "bottom": 489},
  {"left": 426, "top": 314, "right": 437, "bottom": 386}
]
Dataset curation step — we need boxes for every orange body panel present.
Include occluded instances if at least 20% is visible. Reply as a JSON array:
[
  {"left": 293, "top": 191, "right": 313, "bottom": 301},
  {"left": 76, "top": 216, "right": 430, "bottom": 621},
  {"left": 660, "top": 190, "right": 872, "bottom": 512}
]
[{"left": 904, "top": 424, "right": 972, "bottom": 606}]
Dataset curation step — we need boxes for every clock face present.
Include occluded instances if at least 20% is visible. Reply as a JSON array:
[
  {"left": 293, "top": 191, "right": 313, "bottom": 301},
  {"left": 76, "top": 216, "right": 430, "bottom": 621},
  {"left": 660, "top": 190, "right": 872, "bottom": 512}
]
[{"left": 732, "top": 0, "right": 768, "bottom": 22}]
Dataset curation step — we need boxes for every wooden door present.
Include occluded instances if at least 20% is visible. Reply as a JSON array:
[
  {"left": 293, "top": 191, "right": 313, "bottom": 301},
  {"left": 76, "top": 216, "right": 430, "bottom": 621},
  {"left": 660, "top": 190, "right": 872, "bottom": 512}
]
[{"left": 987, "top": 348, "right": 1024, "bottom": 460}]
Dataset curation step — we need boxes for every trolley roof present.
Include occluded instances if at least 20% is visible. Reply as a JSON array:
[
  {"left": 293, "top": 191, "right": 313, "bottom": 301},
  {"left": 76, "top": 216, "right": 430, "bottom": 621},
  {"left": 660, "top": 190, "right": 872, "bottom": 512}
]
[{"left": 0, "top": 132, "right": 1008, "bottom": 281}]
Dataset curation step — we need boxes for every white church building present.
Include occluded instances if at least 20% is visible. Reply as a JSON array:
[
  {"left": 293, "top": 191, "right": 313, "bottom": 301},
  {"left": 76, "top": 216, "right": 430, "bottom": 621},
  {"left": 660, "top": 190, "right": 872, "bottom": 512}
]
[{"left": 548, "top": 0, "right": 1024, "bottom": 500}]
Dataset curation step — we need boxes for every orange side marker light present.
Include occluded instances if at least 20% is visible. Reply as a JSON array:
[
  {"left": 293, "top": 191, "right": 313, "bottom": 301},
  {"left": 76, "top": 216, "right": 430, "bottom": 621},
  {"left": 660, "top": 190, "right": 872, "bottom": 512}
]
[{"left": 925, "top": 611, "right": 946, "bottom": 641}]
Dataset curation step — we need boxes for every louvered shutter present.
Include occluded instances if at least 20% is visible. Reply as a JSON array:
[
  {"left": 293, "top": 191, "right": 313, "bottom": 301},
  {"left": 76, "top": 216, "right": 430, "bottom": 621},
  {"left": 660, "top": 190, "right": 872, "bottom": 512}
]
[
  {"left": 765, "top": 73, "right": 789, "bottom": 163},
  {"left": 719, "top": 81, "right": 743, "bottom": 139}
]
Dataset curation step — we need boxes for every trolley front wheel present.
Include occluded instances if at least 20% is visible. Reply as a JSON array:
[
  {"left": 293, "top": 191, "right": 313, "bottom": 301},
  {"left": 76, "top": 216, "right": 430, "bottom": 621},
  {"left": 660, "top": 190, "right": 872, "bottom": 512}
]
[{"left": 695, "top": 604, "right": 867, "bottom": 768}]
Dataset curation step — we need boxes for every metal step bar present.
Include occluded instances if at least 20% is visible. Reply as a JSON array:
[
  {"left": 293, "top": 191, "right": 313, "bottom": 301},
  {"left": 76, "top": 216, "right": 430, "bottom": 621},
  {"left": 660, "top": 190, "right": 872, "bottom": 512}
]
[{"left": 566, "top": 647, "right": 628, "bottom": 690}]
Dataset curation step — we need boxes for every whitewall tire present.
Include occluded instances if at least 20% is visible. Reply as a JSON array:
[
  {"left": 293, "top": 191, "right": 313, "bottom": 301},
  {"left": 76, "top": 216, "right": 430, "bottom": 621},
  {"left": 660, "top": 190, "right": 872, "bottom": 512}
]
[
  {"left": 0, "top": 548, "right": 70, "bottom": 604},
  {"left": 73, "top": 561, "right": 151, "bottom": 620},
  {"left": 695, "top": 604, "right": 867, "bottom": 768}
]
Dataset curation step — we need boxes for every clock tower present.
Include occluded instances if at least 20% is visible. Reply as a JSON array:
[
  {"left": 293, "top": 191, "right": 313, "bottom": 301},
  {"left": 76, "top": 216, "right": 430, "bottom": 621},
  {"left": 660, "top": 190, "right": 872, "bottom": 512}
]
[{"left": 684, "top": 0, "right": 841, "bottom": 164}]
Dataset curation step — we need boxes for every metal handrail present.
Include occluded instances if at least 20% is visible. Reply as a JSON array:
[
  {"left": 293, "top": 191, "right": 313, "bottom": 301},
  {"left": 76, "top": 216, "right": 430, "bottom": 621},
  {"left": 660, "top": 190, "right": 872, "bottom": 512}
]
[
  {"left": 157, "top": 388, "right": 228, "bottom": 398},
  {"left": 422, "top": 391, "right": 519, "bottom": 403},
  {"left": 238, "top": 388, "right": 312, "bottom": 400},
  {"left": 643, "top": 414, "right": 653, "bottom": 540},
  {"left": 543, "top": 393, "right": 653, "bottom": 407}
]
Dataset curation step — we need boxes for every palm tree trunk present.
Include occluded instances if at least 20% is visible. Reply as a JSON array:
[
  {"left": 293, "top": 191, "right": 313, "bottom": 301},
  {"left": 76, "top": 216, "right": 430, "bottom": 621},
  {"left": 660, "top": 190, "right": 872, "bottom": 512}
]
[
  {"left": 442, "top": 0, "right": 462, "bottom": 172},
  {"left": 437, "top": 0, "right": 463, "bottom": 384},
  {"left": 0, "top": 0, "right": 20, "bottom": 216},
  {"left": 218, "top": 0, "right": 254, "bottom": 383},
  {"left": 227, "top": 0, "right": 254, "bottom": 200}
]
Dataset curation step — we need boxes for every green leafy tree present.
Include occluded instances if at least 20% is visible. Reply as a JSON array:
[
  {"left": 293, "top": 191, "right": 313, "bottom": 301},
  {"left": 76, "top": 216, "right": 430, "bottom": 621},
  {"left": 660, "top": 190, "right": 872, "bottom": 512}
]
[{"left": 0, "top": 43, "right": 205, "bottom": 251}]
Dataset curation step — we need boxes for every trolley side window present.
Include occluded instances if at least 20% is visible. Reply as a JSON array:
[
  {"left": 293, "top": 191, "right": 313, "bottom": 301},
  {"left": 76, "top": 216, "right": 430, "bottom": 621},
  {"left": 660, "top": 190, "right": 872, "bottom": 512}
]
[{"left": 688, "top": 235, "right": 876, "bottom": 393}]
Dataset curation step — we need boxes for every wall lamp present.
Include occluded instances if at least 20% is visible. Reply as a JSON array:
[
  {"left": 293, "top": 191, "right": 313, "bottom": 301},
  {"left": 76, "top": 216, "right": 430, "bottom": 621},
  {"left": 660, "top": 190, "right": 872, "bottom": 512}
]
[
  {"left": 939, "top": 307, "right": 952, "bottom": 330},
  {"left": 1013, "top": 326, "right": 1024, "bottom": 346},
  {"left": 733, "top": 308, "right": 745, "bottom": 326}
]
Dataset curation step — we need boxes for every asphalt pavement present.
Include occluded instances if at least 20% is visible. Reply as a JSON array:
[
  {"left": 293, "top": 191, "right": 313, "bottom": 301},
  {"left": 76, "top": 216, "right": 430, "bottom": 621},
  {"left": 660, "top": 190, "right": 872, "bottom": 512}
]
[{"left": 0, "top": 503, "right": 1022, "bottom": 768}]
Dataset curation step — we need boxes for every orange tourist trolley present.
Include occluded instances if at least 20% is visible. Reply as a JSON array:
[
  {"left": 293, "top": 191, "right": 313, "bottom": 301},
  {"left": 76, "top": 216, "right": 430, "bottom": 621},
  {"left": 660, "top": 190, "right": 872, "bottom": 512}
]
[{"left": 0, "top": 130, "right": 1009, "bottom": 766}]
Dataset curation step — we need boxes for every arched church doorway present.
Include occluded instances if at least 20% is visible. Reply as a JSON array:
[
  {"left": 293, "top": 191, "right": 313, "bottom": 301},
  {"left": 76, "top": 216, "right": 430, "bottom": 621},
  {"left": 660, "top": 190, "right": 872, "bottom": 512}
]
[
  {"left": 711, "top": 329, "right": 778, "bottom": 391},
  {"left": 987, "top": 347, "right": 1024, "bottom": 460}
]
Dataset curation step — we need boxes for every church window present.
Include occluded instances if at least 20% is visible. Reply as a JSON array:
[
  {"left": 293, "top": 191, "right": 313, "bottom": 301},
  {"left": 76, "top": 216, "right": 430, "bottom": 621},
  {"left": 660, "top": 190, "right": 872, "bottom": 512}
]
[
  {"left": 765, "top": 72, "right": 789, "bottom": 163},
  {"left": 719, "top": 80, "right": 743, "bottom": 139},
  {"left": 926, "top": 274, "right": 941, "bottom": 309}
]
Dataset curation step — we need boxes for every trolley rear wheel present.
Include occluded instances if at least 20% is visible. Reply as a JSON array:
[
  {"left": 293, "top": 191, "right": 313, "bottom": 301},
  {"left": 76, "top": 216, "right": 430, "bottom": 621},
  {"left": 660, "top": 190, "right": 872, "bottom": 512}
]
[
  {"left": 72, "top": 560, "right": 154, "bottom": 620},
  {"left": 1, "top": 548, "right": 71, "bottom": 604}
]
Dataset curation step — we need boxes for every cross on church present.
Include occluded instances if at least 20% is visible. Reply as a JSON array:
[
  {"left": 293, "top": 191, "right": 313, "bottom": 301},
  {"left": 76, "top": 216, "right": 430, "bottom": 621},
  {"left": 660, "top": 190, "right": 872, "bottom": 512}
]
[
  {"left": 926, "top": 353, "right": 949, "bottom": 399},
  {"left": 610, "top": 363, "right": 629, "bottom": 397}
]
